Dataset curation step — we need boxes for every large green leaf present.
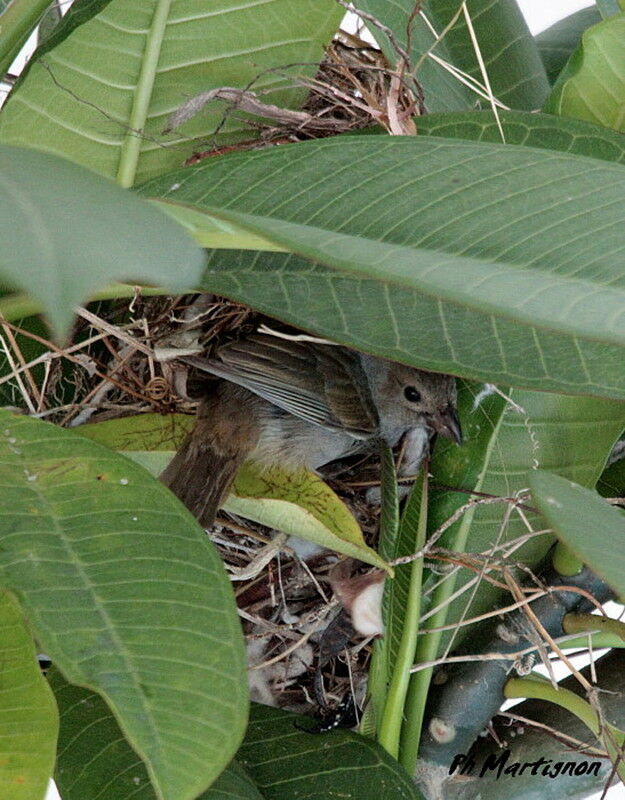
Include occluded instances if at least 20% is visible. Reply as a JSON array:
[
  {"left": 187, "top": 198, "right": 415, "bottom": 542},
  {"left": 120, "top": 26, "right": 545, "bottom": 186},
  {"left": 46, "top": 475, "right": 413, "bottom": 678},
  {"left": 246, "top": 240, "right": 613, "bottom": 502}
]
[
  {"left": 422, "top": 0, "right": 549, "bottom": 110},
  {"left": 529, "top": 470, "right": 625, "bottom": 598},
  {"left": 51, "top": 666, "right": 423, "bottom": 800},
  {"left": 359, "top": 0, "right": 548, "bottom": 111},
  {"left": 535, "top": 7, "right": 602, "bottom": 84},
  {"left": 0, "top": 591, "right": 58, "bottom": 800},
  {"left": 50, "top": 666, "right": 264, "bottom": 800},
  {"left": 0, "top": 0, "right": 342, "bottom": 184},
  {"left": 0, "top": 410, "right": 247, "bottom": 800},
  {"left": 0, "top": 145, "right": 204, "bottom": 339},
  {"left": 239, "top": 704, "right": 425, "bottom": 800},
  {"left": 226, "top": 463, "right": 390, "bottom": 571},
  {"left": 142, "top": 135, "right": 625, "bottom": 399},
  {"left": 417, "top": 109, "right": 625, "bottom": 162},
  {"left": 545, "top": 12, "right": 625, "bottom": 132}
]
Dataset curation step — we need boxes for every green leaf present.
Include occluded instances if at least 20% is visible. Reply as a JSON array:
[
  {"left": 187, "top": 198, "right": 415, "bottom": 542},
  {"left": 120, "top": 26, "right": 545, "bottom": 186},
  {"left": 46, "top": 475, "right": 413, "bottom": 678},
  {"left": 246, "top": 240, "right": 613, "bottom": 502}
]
[
  {"left": 79, "top": 413, "right": 194, "bottom": 453},
  {"left": 78, "top": 414, "right": 194, "bottom": 475},
  {"left": 50, "top": 666, "right": 264, "bottom": 800},
  {"left": 426, "top": 387, "right": 625, "bottom": 650},
  {"left": 225, "top": 462, "right": 390, "bottom": 572},
  {"left": 0, "top": 0, "right": 342, "bottom": 184},
  {"left": 0, "top": 591, "right": 58, "bottom": 800},
  {"left": 52, "top": 672, "right": 424, "bottom": 799},
  {"left": 529, "top": 470, "right": 625, "bottom": 597},
  {"left": 596, "top": 0, "right": 625, "bottom": 18},
  {"left": 377, "top": 443, "right": 400, "bottom": 563},
  {"left": 141, "top": 135, "right": 625, "bottom": 399},
  {"left": 418, "top": 109, "right": 625, "bottom": 162},
  {"left": 0, "top": 145, "right": 205, "bottom": 340},
  {"left": 359, "top": 0, "right": 548, "bottom": 111},
  {"left": 535, "top": 7, "right": 602, "bottom": 84},
  {"left": 0, "top": 0, "right": 52, "bottom": 78},
  {"left": 424, "top": 0, "right": 549, "bottom": 109},
  {"left": 239, "top": 703, "right": 425, "bottom": 800},
  {"left": 154, "top": 200, "right": 286, "bottom": 252},
  {"left": 0, "top": 410, "right": 248, "bottom": 800},
  {"left": 545, "top": 13, "right": 625, "bottom": 132},
  {"left": 597, "top": 448, "right": 625, "bottom": 497}
]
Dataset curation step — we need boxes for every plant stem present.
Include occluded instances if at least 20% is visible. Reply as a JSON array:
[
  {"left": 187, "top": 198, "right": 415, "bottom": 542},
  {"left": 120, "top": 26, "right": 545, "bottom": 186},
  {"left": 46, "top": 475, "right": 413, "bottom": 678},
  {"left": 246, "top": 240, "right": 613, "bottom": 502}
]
[
  {"left": 506, "top": 673, "right": 625, "bottom": 783},
  {"left": 564, "top": 612, "right": 625, "bottom": 642},
  {"left": 378, "top": 469, "right": 428, "bottom": 758},
  {"left": 116, "top": 0, "right": 172, "bottom": 187}
]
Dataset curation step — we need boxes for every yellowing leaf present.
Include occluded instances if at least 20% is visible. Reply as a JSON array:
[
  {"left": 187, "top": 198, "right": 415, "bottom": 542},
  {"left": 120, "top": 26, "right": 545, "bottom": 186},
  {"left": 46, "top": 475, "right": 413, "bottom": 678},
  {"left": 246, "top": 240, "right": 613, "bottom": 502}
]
[
  {"left": 227, "top": 462, "right": 391, "bottom": 573},
  {"left": 79, "top": 415, "right": 391, "bottom": 571}
]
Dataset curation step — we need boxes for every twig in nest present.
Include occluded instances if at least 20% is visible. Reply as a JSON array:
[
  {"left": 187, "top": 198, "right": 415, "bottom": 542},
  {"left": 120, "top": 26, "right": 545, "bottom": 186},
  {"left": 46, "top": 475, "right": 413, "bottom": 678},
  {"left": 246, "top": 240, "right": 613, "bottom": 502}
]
[{"left": 164, "top": 86, "right": 348, "bottom": 135}]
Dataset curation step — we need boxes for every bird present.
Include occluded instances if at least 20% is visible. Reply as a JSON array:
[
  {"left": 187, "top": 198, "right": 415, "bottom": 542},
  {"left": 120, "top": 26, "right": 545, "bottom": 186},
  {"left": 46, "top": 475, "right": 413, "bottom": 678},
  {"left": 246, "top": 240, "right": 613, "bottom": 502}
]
[{"left": 160, "top": 333, "right": 461, "bottom": 527}]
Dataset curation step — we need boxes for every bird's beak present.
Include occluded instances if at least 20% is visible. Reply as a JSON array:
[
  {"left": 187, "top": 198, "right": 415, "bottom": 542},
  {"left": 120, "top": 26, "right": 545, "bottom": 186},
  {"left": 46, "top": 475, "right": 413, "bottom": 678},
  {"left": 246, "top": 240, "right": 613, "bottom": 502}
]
[{"left": 432, "top": 406, "right": 463, "bottom": 445}]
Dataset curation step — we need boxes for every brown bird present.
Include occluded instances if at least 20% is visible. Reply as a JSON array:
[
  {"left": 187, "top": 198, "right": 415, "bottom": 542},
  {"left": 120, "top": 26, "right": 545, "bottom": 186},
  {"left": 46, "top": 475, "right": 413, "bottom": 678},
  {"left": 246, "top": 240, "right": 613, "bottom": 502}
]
[{"left": 161, "top": 334, "right": 461, "bottom": 527}]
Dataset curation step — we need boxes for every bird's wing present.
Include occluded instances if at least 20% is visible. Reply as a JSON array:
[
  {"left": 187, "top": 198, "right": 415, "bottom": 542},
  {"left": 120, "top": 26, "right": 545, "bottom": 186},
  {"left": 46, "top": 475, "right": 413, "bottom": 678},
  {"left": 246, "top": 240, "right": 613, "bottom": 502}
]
[{"left": 182, "top": 334, "right": 379, "bottom": 437}]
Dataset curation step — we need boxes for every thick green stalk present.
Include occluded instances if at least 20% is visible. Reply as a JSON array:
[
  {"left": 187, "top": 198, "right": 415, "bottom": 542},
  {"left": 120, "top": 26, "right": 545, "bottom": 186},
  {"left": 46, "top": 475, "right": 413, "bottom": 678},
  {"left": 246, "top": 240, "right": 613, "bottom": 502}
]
[
  {"left": 398, "top": 500, "right": 478, "bottom": 771},
  {"left": 564, "top": 612, "right": 625, "bottom": 642},
  {"left": 378, "top": 470, "right": 428, "bottom": 758},
  {"left": 399, "top": 395, "right": 506, "bottom": 772}
]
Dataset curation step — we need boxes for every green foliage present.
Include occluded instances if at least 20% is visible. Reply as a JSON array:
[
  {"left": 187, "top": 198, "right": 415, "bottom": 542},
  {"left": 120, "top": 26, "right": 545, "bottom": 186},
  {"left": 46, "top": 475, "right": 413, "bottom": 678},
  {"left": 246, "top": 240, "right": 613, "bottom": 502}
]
[
  {"left": 529, "top": 470, "right": 625, "bottom": 598},
  {"left": 0, "top": 0, "right": 343, "bottom": 185},
  {"left": 51, "top": 665, "right": 424, "bottom": 800},
  {"left": 359, "top": 0, "right": 548, "bottom": 109},
  {"left": 0, "top": 410, "right": 247, "bottom": 800},
  {"left": 0, "top": 145, "right": 205, "bottom": 339},
  {"left": 0, "top": 0, "right": 52, "bottom": 78},
  {"left": 226, "top": 463, "right": 390, "bottom": 571},
  {"left": 545, "top": 12, "right": 625, "bottom": 132},
  {"left": 535, "top": 7, "right": 602, "bottom": 84},
  {"left": 2, "top": 1, "right": 625, "bottom": 798},
  {"left": 0, "top": 591, "right": 58, "bottom": 800},
  {"left": 141, "top": 139, "right": 625, "bottom": 399},
  {"left": 417, "top": 108, "right": 625, "bottom": 161}
]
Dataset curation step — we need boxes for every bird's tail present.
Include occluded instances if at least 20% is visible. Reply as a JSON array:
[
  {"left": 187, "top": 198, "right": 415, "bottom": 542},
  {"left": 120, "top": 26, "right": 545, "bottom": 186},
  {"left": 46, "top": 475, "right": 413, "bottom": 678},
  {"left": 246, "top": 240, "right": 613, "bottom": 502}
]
[{"left": 160, "top": 385, "right": 259, "bottom": 527}]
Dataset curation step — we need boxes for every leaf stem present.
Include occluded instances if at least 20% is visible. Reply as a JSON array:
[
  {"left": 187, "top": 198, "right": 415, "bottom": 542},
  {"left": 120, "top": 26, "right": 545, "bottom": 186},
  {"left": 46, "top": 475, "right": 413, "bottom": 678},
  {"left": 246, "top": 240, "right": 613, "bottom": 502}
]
[
  {"left": 116, "top": 0, "right": 172, "bottom": 187},
  {"left": 378, "top": 469, "right": 428, "bottom": 758},
  {"left": 505, "top": 673, "right": 625, "bottom": 782},
  {"left": 552, "top": 541, "right": 584, "bottom": 576},
  {"left": 563, "top": 612, "right": 625, "bottom": 643}
]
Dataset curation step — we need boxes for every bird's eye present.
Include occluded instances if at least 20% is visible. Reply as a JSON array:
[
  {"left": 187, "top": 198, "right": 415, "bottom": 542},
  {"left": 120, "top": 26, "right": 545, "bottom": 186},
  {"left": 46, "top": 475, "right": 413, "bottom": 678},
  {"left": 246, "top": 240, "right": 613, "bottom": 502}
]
[{"left": 404, "top": 386, "right": 422, "bottom": 403}]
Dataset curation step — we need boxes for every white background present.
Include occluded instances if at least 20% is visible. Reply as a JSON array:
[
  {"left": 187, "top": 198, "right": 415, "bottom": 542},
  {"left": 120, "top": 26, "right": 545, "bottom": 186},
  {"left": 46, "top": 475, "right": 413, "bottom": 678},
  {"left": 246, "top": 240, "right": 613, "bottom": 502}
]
[{"left": 29, "top": 1, "right": 618, "bottom": 798}]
